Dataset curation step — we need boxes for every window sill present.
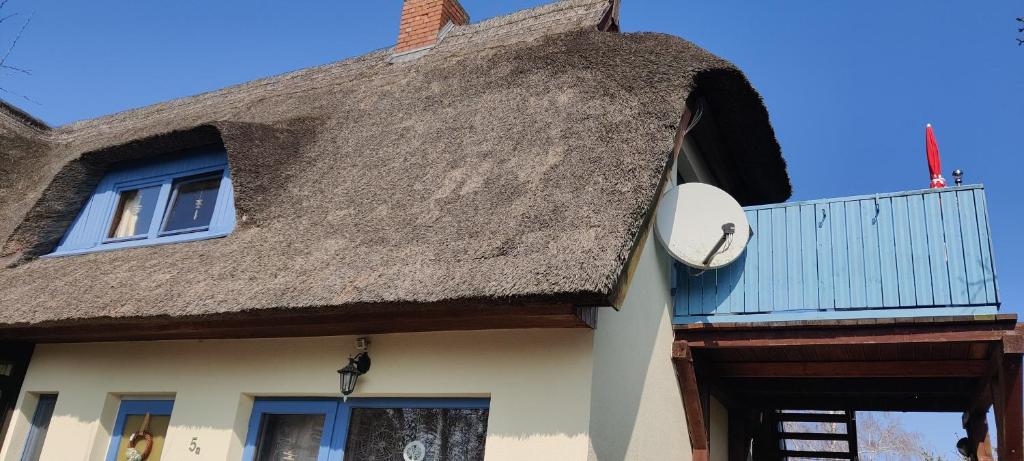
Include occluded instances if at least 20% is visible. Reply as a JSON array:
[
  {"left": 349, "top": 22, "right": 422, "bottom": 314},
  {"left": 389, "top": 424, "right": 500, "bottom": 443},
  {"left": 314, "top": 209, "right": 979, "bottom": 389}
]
[{"left": 43, "top": 228, "right": 232, "bottom": 259}]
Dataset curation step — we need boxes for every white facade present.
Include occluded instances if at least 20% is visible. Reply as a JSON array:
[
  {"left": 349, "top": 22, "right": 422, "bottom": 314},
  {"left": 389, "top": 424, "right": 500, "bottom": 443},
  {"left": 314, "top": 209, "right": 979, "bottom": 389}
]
[
  {"left": 2, "top": 329, "right": 596, "bottom": 461},
  {"left": 0, "top": 233, "right": 707, "bottom": 461}
]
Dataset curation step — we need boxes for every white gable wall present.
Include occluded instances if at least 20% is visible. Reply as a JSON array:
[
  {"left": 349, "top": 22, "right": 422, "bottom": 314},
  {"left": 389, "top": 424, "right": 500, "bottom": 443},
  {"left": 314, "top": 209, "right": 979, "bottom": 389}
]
[{"left": 586, "top": 228, "right": 691, "bottom": 460}]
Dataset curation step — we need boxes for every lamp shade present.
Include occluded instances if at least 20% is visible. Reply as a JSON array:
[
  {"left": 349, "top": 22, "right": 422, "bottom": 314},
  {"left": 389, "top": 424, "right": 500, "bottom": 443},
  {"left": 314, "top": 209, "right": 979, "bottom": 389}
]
[{"left": 337, "top": 352, "right": 371, "bottom": 398}]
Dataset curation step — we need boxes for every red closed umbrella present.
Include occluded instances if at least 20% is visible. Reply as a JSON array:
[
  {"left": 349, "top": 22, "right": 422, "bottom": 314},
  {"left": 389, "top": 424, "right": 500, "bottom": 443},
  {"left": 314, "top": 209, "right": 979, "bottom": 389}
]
[{"left": 926, "top": 123, "right": 946, "bottom": 188}]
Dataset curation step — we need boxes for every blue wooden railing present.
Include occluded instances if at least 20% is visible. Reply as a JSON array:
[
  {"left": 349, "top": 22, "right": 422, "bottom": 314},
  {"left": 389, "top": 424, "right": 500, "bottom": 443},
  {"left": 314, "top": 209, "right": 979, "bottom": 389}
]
[{"left": 673, "top": 185, "right": 1000, "bottom": 323}]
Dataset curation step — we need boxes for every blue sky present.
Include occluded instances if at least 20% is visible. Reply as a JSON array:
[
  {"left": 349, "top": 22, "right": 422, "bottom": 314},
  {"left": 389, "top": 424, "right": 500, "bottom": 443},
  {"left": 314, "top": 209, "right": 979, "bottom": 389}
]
[{"left": 2, "top": 0, "right": 1020, "bottom": 456}]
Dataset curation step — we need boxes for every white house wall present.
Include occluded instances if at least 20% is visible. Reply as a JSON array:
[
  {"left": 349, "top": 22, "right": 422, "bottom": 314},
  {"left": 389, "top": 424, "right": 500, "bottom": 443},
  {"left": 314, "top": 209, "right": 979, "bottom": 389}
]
[
  {"left": 0, "top": 329, "right": 595, "bottom": 461},
  {"left": 587, "top": 230, "right": 691, "bottom": 460}
]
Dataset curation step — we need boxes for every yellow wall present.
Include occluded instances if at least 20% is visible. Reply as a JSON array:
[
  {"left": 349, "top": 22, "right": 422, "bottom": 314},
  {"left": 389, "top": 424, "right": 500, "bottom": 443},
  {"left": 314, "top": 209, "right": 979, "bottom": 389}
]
[
  {"left": 584, "top": 131, "right": 712, "bottom": 460},
  {"left": 587, "top": 231, "right": 691, "bottom": 460},
  {"left": 0, "top": 330, "right": 594, "bottom": 461}
]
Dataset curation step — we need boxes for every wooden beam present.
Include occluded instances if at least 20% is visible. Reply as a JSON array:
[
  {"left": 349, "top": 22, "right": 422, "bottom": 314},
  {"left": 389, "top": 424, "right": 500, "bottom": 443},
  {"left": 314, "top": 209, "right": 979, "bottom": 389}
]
[
  {"left": 963, "top": 343, "right": 999, "bottom": 419},
  {"left": 745, "top": 395, "right": 971, "bottom": 412},
  {"left": 0, "top": 301, "right": 593, "bottom": 343},
  {"left": 996, "top": 353, "right": 1023, "bottom": 461},
  {"left": 676, "top": 322, "right": 1016, "bottom": 349},
  {"left": 573, "top": 306, "right": 598, "bottom": 329},
  {"left": 673, "top": 343, "right": 710, "bottom": 461},
  {"left": 675, "top": 314, "right": 1019, "bottom": 331},
  {"left": 714, "top": 360, "right": 989, "bottom": 378},
  {"left": 720, "top": 377, "right": 977, "bottom": 412},
  {"left": 1004, "top": 329, "right": 1024, "bottom": 354},
  {"left": 729, "top": 377, "right": 978, "bottom": 395}
]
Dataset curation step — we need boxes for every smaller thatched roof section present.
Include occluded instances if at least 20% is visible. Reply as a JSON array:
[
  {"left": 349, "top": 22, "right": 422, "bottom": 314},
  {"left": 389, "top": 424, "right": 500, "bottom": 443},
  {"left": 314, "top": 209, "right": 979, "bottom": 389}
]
[{"left": 0, "top": 0, "right": 789, "bottom": 340}]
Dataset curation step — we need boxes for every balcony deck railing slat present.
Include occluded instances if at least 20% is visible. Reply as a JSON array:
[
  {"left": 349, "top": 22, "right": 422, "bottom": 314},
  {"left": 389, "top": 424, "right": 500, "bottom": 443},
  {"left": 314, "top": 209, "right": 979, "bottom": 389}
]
[
  {"left": 742, "top": 208, "right": 758, "bottom": 313},
  {"left": 860, "top": 199, "right": 884, "bottom": 307},
  {"left": 815, "top": 202, "right": 834, "bottom": 310},
  {"left": 958, "top": 189, "right": 988, "bottom": 305},
  {"left": 674, "top": 185, "right": 1000, "bottom": 323},
  {"left": 846, "top": 201, "right": 867, "bottom": 309},
  {"left": 786, "top": 206, "right": 804, "bottom": 310},
  {"left": 907, "top": 195, "right": 933, "bottom": 305},
  {"left": 923, "top": 193, "right": 951, "bottom": 305},
  {"left": 800, "top": 204, "right": 819, "bottom": 309},
  {"left": 773, "top": 207, "right": 789, "bottom": 310},
  {"left": 876, "top": 197, "right": 900, "bottom": 307},
  {"left": 942, "top": 192, "right": 970, "bottom": 305},
  {"left": 974, "top": 189, "right": 998, "bottom": 303},
  {"left": 830, "top": 201, "right": 851, "bottom": 309}
]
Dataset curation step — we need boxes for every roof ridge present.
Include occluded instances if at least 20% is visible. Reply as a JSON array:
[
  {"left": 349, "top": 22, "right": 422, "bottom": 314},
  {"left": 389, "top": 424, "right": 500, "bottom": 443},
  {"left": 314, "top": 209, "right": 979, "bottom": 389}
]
[
  {"left": 0, "top": 99, "right": 50, "bottom": 133},
  {"left": 445, "top": 0, "right": 609, "bottom": 38},
  {"left": 54, "top": 0, "right": 613, "bottom": 140}
]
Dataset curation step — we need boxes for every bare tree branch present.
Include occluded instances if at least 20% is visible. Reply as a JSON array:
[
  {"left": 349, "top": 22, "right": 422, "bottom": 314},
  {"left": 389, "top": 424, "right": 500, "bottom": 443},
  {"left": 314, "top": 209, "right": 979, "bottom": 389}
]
[
  {"left": 0, "top": 64, "right": 30, "bottom": 75},
  {"left": 0, "top": 85, "right": 39, "bottom": 105},
  {"left": 783, "top": 412, "right": 967, "bottom": 461},
  {"left": 0, "top": 11, "right": 32, "bottom": 69},
  {"left": 0, "top": 0, "right": 34, "bottom": 100}
]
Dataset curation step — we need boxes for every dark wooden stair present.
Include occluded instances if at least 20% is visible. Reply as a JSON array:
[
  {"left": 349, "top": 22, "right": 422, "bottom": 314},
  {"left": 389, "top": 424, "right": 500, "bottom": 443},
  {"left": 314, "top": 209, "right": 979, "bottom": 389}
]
[{"left": 774, "top": 410, "right": 859, "bottom": 460}]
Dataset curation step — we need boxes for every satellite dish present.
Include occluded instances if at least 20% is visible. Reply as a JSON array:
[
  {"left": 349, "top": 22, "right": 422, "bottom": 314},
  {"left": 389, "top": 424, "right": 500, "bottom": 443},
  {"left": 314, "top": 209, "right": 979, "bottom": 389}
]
[{"left": 655, "top": 183, "right": 750, "bottom": 270}]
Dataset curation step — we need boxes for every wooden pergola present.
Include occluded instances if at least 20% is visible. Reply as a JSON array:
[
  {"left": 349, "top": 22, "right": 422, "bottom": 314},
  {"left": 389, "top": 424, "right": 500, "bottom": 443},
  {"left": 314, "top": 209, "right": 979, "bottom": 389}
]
[{"left": 673, "top": 315, "right": 1023, "bottom": 461}]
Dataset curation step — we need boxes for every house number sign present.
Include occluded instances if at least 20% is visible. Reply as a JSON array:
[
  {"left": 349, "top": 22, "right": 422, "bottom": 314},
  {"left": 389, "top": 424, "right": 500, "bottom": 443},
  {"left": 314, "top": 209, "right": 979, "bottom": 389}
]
[
  {"left": 403, "top": 440, "right": 426, "bottom": 461},
  {"left": 189, "top": 437, "right": 201, "bottom": 455}
]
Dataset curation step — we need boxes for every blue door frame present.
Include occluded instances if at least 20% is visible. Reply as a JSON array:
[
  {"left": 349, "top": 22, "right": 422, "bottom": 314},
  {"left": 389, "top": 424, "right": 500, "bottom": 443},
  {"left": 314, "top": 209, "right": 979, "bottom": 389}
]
[
  {"left": 104, "top": 400, "right": 175, "bottom": 461},
  {"left": 242, "top": 398, "right": 490, "bottom": 461}
]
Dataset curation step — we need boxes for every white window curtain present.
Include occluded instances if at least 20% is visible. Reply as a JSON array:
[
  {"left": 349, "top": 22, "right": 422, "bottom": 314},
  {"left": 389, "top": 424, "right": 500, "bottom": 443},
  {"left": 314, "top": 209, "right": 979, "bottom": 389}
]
[{"left": 112, "top": 191, "right": 142, "bottom": 238}]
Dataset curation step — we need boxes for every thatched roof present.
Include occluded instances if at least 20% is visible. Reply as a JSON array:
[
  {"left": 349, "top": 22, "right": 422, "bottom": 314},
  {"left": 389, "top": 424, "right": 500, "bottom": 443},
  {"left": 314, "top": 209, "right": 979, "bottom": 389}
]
[{"left": 0, "top": 0, "right": 789, "bottom": 339}]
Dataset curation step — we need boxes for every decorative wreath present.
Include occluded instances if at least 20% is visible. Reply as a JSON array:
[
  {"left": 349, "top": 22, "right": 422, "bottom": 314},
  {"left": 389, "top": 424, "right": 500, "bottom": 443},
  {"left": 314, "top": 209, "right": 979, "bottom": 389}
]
[{"left": 124, "top": 413, "right": 154, "bottom": 461}]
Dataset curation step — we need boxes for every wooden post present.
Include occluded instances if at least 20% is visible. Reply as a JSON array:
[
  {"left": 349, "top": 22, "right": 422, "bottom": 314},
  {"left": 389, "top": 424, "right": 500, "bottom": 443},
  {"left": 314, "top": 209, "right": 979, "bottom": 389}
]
[
  {"left": 847, "top": 410, "right": 860, "bottom": 461},
  {"left": 674, "top": 342, "right": 710, "bottom": 461},
  {"left": 964, "top": 410, "right": 995, "bottom": 461},
  {"left": 996, "top": 353, "right": 1023, "bottom": 461}
]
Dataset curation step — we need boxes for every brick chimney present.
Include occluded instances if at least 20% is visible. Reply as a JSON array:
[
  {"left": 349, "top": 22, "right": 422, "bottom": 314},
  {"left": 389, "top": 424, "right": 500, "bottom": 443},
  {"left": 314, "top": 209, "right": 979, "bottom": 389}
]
[{"left": 395, "top": 0, "right": 470, "bottom": 54}]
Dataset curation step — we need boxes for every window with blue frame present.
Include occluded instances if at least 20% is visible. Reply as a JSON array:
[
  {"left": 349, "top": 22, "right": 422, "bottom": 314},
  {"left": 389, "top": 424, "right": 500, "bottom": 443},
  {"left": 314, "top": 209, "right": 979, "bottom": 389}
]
[
  {"left": 19, "top": 394, "right": 57, "bottom": 461},
  {"left": 48, "top": 148, "right": 236, "bottom": 257},
  {"left": 243, "top": 398, "right": 489, "bottom": 461}
]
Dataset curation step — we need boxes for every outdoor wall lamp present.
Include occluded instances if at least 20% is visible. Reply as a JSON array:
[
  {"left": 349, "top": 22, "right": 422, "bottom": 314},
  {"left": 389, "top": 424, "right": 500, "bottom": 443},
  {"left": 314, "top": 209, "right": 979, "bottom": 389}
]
[
  {"left": 338, "top": 338, "right": 371, "bottom": 401},
  {"left": 956, "top": 437, "right": 971, "bottom": 459}
]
